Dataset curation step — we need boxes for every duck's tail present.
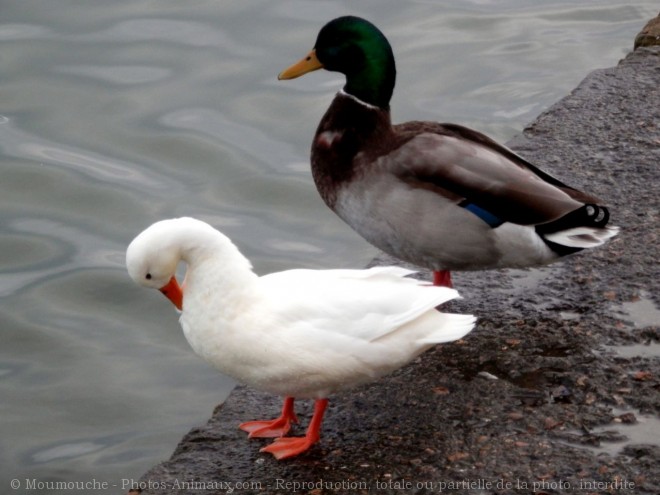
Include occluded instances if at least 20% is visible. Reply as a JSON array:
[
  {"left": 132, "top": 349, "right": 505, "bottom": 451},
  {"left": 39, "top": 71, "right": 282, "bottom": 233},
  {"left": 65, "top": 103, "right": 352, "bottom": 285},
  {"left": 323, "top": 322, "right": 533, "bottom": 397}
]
[
  {"left": 536, "top": 204, "right": 619, "bottom": 255},
  {"left": 416, "top": 313, "right": 477, "bottom": 345}
]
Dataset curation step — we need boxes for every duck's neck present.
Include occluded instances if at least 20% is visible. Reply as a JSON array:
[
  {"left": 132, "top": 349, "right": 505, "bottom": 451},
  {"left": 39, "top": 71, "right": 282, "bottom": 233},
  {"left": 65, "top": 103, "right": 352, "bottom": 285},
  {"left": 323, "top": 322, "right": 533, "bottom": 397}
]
[
  {"left": 344, "top": 72, "right": 394, "bottom": 110},
  {"left": 341, "top": 37, "right": 395, "bottom": 109},
  {"left": 179, "top": 231, "right": 258, "bottom": 307},
  {"left": 338, "top": 89, "right": 381, "bottom": 110},
  {"left": 318, "top": 91, "right": 394, "bottom": 140}
]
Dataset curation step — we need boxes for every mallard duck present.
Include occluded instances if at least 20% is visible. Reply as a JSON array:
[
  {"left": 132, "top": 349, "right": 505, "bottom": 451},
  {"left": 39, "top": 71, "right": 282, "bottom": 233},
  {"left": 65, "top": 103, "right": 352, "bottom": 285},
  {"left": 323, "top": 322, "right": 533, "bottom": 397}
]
[
  {"left": 279, "top": 16, "right": 618, "bottom": 287},
  {"left": 126, "top": 217, "right": 475, "bottom": 459}
]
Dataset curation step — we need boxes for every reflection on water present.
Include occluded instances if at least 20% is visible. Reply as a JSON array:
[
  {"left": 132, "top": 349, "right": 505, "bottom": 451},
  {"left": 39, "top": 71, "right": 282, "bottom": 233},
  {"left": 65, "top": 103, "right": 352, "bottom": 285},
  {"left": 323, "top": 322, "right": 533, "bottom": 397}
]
[
  {"left": 1, "top": 0, "right": 656, "bottom": 489},
  {"left": 32, "top": 441, "right": 106, "bottom": 464}
]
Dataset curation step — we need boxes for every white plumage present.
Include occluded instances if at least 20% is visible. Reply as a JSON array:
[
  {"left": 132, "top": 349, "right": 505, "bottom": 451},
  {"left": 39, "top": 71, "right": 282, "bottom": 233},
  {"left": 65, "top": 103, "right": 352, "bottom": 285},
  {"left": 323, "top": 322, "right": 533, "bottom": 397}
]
[{"left": 126, "top": 217, "right": 475, "bottom": 459}]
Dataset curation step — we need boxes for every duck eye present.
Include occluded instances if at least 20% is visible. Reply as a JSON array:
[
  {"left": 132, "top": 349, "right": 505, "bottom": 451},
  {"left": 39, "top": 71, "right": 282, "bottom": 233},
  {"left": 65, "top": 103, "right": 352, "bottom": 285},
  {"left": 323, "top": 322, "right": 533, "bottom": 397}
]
[{"left": 145, "top": 273, "right": 152, "bottom": 280}]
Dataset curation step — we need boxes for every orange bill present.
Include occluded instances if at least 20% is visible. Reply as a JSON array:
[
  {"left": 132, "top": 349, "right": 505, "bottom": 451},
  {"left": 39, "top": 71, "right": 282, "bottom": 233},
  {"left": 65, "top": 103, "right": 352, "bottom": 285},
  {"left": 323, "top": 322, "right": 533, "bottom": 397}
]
[
  {"left": 278, "top": 49, "right": 323, "bottom": 80},
  {"left": 159, "top": 276, "right": 183, "bottom": 310}
]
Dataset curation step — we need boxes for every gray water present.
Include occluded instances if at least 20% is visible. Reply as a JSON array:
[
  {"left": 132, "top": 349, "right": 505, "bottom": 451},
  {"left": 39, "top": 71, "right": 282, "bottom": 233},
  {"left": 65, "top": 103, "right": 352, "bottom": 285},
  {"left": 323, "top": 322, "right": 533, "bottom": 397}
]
[{"left": 1, "top": 0, "right": 656, "bottom": 491}]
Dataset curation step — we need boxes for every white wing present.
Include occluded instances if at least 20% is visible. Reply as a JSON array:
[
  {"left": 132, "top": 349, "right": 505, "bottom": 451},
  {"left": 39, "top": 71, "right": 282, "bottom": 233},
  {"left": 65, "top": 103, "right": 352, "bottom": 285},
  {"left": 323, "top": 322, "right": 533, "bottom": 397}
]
[{"left": 257, "top": 266, "right": 462, "bottom": 343}]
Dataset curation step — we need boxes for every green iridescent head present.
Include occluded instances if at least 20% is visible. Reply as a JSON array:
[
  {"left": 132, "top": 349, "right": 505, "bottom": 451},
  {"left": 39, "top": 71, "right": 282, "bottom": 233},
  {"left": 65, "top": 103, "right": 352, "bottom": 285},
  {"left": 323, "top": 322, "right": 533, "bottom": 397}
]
[{"left": 279, "top": 16, "right": 396, "bottom": 109}]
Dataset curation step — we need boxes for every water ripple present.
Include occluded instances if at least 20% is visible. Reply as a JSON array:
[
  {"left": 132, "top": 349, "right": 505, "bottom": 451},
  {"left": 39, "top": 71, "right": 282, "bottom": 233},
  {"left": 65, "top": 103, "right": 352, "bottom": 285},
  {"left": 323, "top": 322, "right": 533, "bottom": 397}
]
[
  {"left": 72, "top": 18, "right": 255, "bottom": 54},
  {"left": 0, "top": 23, "right": 52, "bottom": 40},
  {"left": 55, "top": 65, "right": 172, "bottom": 85},
  {"left": 160, "top": 108, "right": 300, "bottom": 170},
  {"left": 0, "top": 115, "right": 176, "bottom": 192}
]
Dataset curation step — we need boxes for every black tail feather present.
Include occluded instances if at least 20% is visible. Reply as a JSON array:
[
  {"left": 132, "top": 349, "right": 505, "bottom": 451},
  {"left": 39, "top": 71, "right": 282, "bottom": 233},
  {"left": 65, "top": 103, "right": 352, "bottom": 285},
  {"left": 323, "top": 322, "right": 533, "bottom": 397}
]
[
  {"left": 536, "top": 204, "right": 611, "bottom": 256},
  {"left": 536, "top": 204, "right": 610, "bottom": 235}
]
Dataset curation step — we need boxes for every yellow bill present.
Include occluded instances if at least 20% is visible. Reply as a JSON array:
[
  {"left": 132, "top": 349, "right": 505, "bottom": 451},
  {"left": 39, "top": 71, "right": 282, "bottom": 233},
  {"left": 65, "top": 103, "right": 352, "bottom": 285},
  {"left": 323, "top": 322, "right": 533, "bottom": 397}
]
[{"left": 278, "top": 49, "right": 323, "bottom": 80}]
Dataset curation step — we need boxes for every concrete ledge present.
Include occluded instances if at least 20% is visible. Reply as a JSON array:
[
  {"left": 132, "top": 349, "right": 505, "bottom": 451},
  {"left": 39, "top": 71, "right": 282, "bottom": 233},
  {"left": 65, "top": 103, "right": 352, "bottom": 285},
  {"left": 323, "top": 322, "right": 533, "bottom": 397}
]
[
  {"left": 130, "top": 43, "right": 659, "bottom": 495},
  {"left": 635, "top": 12, "right": 660, "bottom": 49}
]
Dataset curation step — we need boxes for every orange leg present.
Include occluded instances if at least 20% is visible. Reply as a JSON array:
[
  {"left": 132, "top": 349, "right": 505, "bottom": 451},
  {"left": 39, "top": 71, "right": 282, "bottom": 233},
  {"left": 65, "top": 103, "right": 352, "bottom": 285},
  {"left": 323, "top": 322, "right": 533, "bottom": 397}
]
[
  {"left": 433, "top": 270, "right": 453, "bottom": 288},
  {"left": 260, "top": 398, "right": 329, "bottom": 460},
  {"left": 239, "top": 396, "right": 298, "bottom": 438}
]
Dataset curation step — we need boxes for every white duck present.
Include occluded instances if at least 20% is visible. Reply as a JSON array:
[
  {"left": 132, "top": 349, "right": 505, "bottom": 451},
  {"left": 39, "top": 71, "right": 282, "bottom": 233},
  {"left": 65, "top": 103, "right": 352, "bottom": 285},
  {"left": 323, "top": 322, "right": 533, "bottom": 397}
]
[{"left": 126, "top": 217, "right": 475, "bottom": 459}]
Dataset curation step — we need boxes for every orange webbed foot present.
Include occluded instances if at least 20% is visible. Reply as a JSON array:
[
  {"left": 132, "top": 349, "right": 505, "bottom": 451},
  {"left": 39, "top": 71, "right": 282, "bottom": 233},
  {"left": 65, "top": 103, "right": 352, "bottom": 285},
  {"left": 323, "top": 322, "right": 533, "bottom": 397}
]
[
  {"left": 259, "top": 398, "right": 328, "bottom": 460},
  {"left": 260, "top": 434, "right": 319, "bottom": 460},
  {"left": 239, "top": 417, "right": 297, "bottom": 438},
  {"left": 239, "top": 396, "right": 298, "bottom": 438}
]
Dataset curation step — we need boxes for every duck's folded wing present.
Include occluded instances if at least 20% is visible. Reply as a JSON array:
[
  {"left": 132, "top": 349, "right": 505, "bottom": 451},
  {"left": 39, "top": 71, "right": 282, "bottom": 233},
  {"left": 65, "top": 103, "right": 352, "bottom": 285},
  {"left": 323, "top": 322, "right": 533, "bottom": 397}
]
[
  {"left": 258, "top": 267, "right": 462, "bottom": 342},
  {"left": 387, "top": 124, "right": 591, "bottom": 226}
]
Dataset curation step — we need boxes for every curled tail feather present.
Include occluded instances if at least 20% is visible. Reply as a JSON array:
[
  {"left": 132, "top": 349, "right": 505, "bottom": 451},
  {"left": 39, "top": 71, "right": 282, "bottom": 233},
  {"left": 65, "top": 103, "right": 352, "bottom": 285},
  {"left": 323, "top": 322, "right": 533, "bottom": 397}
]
[{"left": 537, "top": 204, "right": 619, "bottom": 255}]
